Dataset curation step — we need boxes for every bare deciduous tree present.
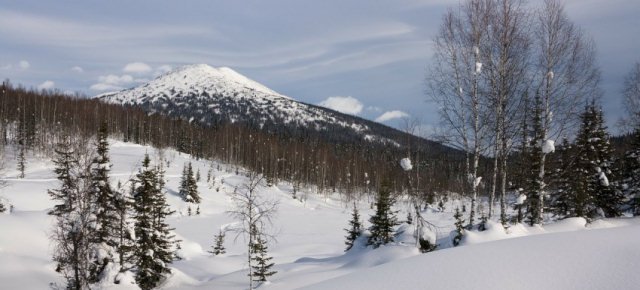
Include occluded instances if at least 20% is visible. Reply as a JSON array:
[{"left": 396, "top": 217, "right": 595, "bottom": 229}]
[
  {"left": 621, "top": 62, "right": 640, "bottom": 130},
  {"left": 428, "top": 0, "right": 493, "bottom": 227},
  {"left": 227, "top": 172, "right": 278, "bottom": 289},
  {"left": 527, "top": 0, "right": 601, "bottom": 224}
]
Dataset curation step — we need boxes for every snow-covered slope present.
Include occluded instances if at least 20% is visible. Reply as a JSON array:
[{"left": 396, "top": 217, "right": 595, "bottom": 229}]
[{"left": 1, "top": 142, "right": 639, "bottom": 289}]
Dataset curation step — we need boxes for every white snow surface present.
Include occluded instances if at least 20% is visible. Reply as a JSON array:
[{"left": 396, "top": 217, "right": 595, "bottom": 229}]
[
  {"left": 1, "top": 141, "right": 639, "bottom": 289},
  {"left": 303, "top": 222, "right": 640, "bottom": 290},
  {"left": 542, "top": 139, "right": 555, "bottom": 154}
]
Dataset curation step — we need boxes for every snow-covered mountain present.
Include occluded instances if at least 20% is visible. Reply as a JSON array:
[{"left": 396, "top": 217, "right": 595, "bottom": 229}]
[{"left": 96, "top": 64, "right": 432, "bottom": 148}]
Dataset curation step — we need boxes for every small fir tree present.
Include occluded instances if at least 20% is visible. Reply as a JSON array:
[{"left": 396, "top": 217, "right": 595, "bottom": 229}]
[
  {"left": 452, "top": 207, "right": 464, "bottom": 247},
  {"left": 367, "top": 182, "right": 399, "bottom": 248},
  {"left": 179, "top": 162, "right": 200, "bottom": 203},
  {"left": 209, "top": 230, "right": 226, "bottom": 256},
  {"left": 250, "top": 227, "right": 277, "bottom": 284},
  {"left": 344, "top": 202, "right": 362, "bottom": 251}
]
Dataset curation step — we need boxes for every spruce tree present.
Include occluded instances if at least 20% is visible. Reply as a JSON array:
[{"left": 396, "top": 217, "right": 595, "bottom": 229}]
[
  {"left": 452, "top": 207, "right": 464, "bottom": 247},
  {"left": 344, "top": 202, "right": 362, "bottom": 251},
  {"left": 179, "top": 162, "right": 200, "bottom": 203},
  {"left": 620, "top": 126, "right": 640, "bottom": 216},
  {"left": 590, "top": 106, "right": 623, "bottom": 217},
  {"left": 209, "top": 230, "right": 226, "bottom": 256},
  {"left": 250, "top": 226, "right": 276, "bottom": 284},
  {"left": 49, "top": 138, "right": 93, "bottom": 290},
  {"left": 16, "top": 117, "right": 26, "bottom": 179},
  {"left": 17, "top": 144, "right": 26, "bottom": 179},
  {"left": 367, "top": 182, "right": 398, "bottom": 248},
  {"left": 88, "top": 122, "right": 119, "bottom": 282},
  {"left": 549, "top": 138, "right": 574, "bottom": 218},
  {"left": 132, "top": 155, "right": 176, "bottom": 290},
  {"left": 525, "top": 93, "right": 545, "bottom": 225},
  {"left": 568, "top": 104, "right": 623, "bottom": 219},
  {"left": 114, "top": 181, "right": 135, "bottom": 272}
]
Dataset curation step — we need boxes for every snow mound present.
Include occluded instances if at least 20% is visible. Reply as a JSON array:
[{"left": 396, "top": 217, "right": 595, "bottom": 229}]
[
  {"left": 302, "top": 224, "right": 640, "bottom": 290},
  {"left": 400, "top": 158, "right": 413, "bottom": 171},
  {"left": 542, "top": 139, "right": 555, "bottom": 154}
]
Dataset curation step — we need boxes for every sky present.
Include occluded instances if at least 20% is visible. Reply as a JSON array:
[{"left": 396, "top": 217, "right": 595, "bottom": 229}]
[{"left": 1, "top": 0, "right": 638, "bottom": 136}]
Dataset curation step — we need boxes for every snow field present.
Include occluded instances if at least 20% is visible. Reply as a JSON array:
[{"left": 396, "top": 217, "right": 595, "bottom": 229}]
[{"left": 0, "top": 140, "right": 639, "bottom": 289}]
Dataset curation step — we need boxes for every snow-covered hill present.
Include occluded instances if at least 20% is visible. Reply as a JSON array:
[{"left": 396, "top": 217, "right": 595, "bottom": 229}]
[
  {"left": 95, "top": 64, "right": 423, "bottom": 148},
  {"left": 1, "top": 142, "right": 639, "bottom": 289}
]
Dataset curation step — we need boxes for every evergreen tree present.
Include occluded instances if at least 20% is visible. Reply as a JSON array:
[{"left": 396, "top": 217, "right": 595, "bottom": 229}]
[
  {"left": 590, "top": 106, "right": 623, "bottom": 217},
  {"left": 17, "top": 144, "right": 26, "bottom": 179},
  {"left": 549, "top": 138, "right": 573, "bottom": 218},
  {"left": 452, "top": 207, "right": 464, "bottom": 247},
  {"left": 88, "top": 122, "right": 119, "bottom": 282},
  {"left": 209, "top": 230, "right": 226, "bottom": 256},
  {"left": 567, "top": 104, "right": 623, "bottom": 219},
  {"left": 344, "top": 202, "right": 362, "bottom": 251},
  {"left": 619, "top": 126, "right": 640, "bottom": 216},
  {"left": 49, "top": 138, "right": 93, "bottom": 290},
  {"left": 16, "top": 116, "right": 26, "bottom": 179},
  {"left": 179, "top": 162, "right": 200, "bottom": 203},
  {"left": 367, "top": 182, "right": 398, "bottom": 248},
  {"left": 114, "top": 181, "right": 135, "bottom": 273},
  {"left": 132, "top": 155, "right": 176, "bottom": 290},
  {"left": 249, "top": 226, "right": 276, "bottom": 284},
  {"left": 525, "top": 92, "right": 546, "bottom": 225}
]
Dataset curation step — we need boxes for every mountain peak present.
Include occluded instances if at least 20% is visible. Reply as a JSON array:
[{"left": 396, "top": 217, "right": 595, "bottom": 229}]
[{"left": 147, "top": 64, "right": 285, "bottom": 98}]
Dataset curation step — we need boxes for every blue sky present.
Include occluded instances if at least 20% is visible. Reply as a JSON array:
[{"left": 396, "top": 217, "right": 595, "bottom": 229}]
[{"left": 1, "top": 0, "right": 638, "bottom": 135}]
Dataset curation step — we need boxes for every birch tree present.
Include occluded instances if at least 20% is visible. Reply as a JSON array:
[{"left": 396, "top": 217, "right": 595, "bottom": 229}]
[
  {"left": 227, "top": 172, "right": 278, "bottom": 289},
  {"left": 527, "top": 0, "right": 601, "bottom": 224},
  {"left": 428, "top": 0, "right": 492, "bottom": 227}
]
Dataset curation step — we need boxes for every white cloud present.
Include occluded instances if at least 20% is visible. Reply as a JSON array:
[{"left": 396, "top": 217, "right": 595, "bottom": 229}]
[
  {"left": 375, "top": 110, "right": 409, "bottom": 122},
  {"left": 71, "top": 66, "right": 84, "bottom": 73},
  {"left": 90, "top": 83, "right": 123, "bottom": 91},
  {"left": 0, "top": 64, "right": 11, "bottom": 70},
  {"left": 19, "top": 60, "right": 30, "bottom": 69},
  {"left": 90, "top": 74, "right": 140, "bottom": 91},
  {"left": 123, "top": 62, "right": 152, "bottom": 74},
  {"left": 38, "top": 80, "right": 55, "bottom": 90},
  {"left": 318, "top": 96, "right": 364, "bottom": 115},
  {"left": 155, "top": 65, "right": 173, "bottom": 75}
]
